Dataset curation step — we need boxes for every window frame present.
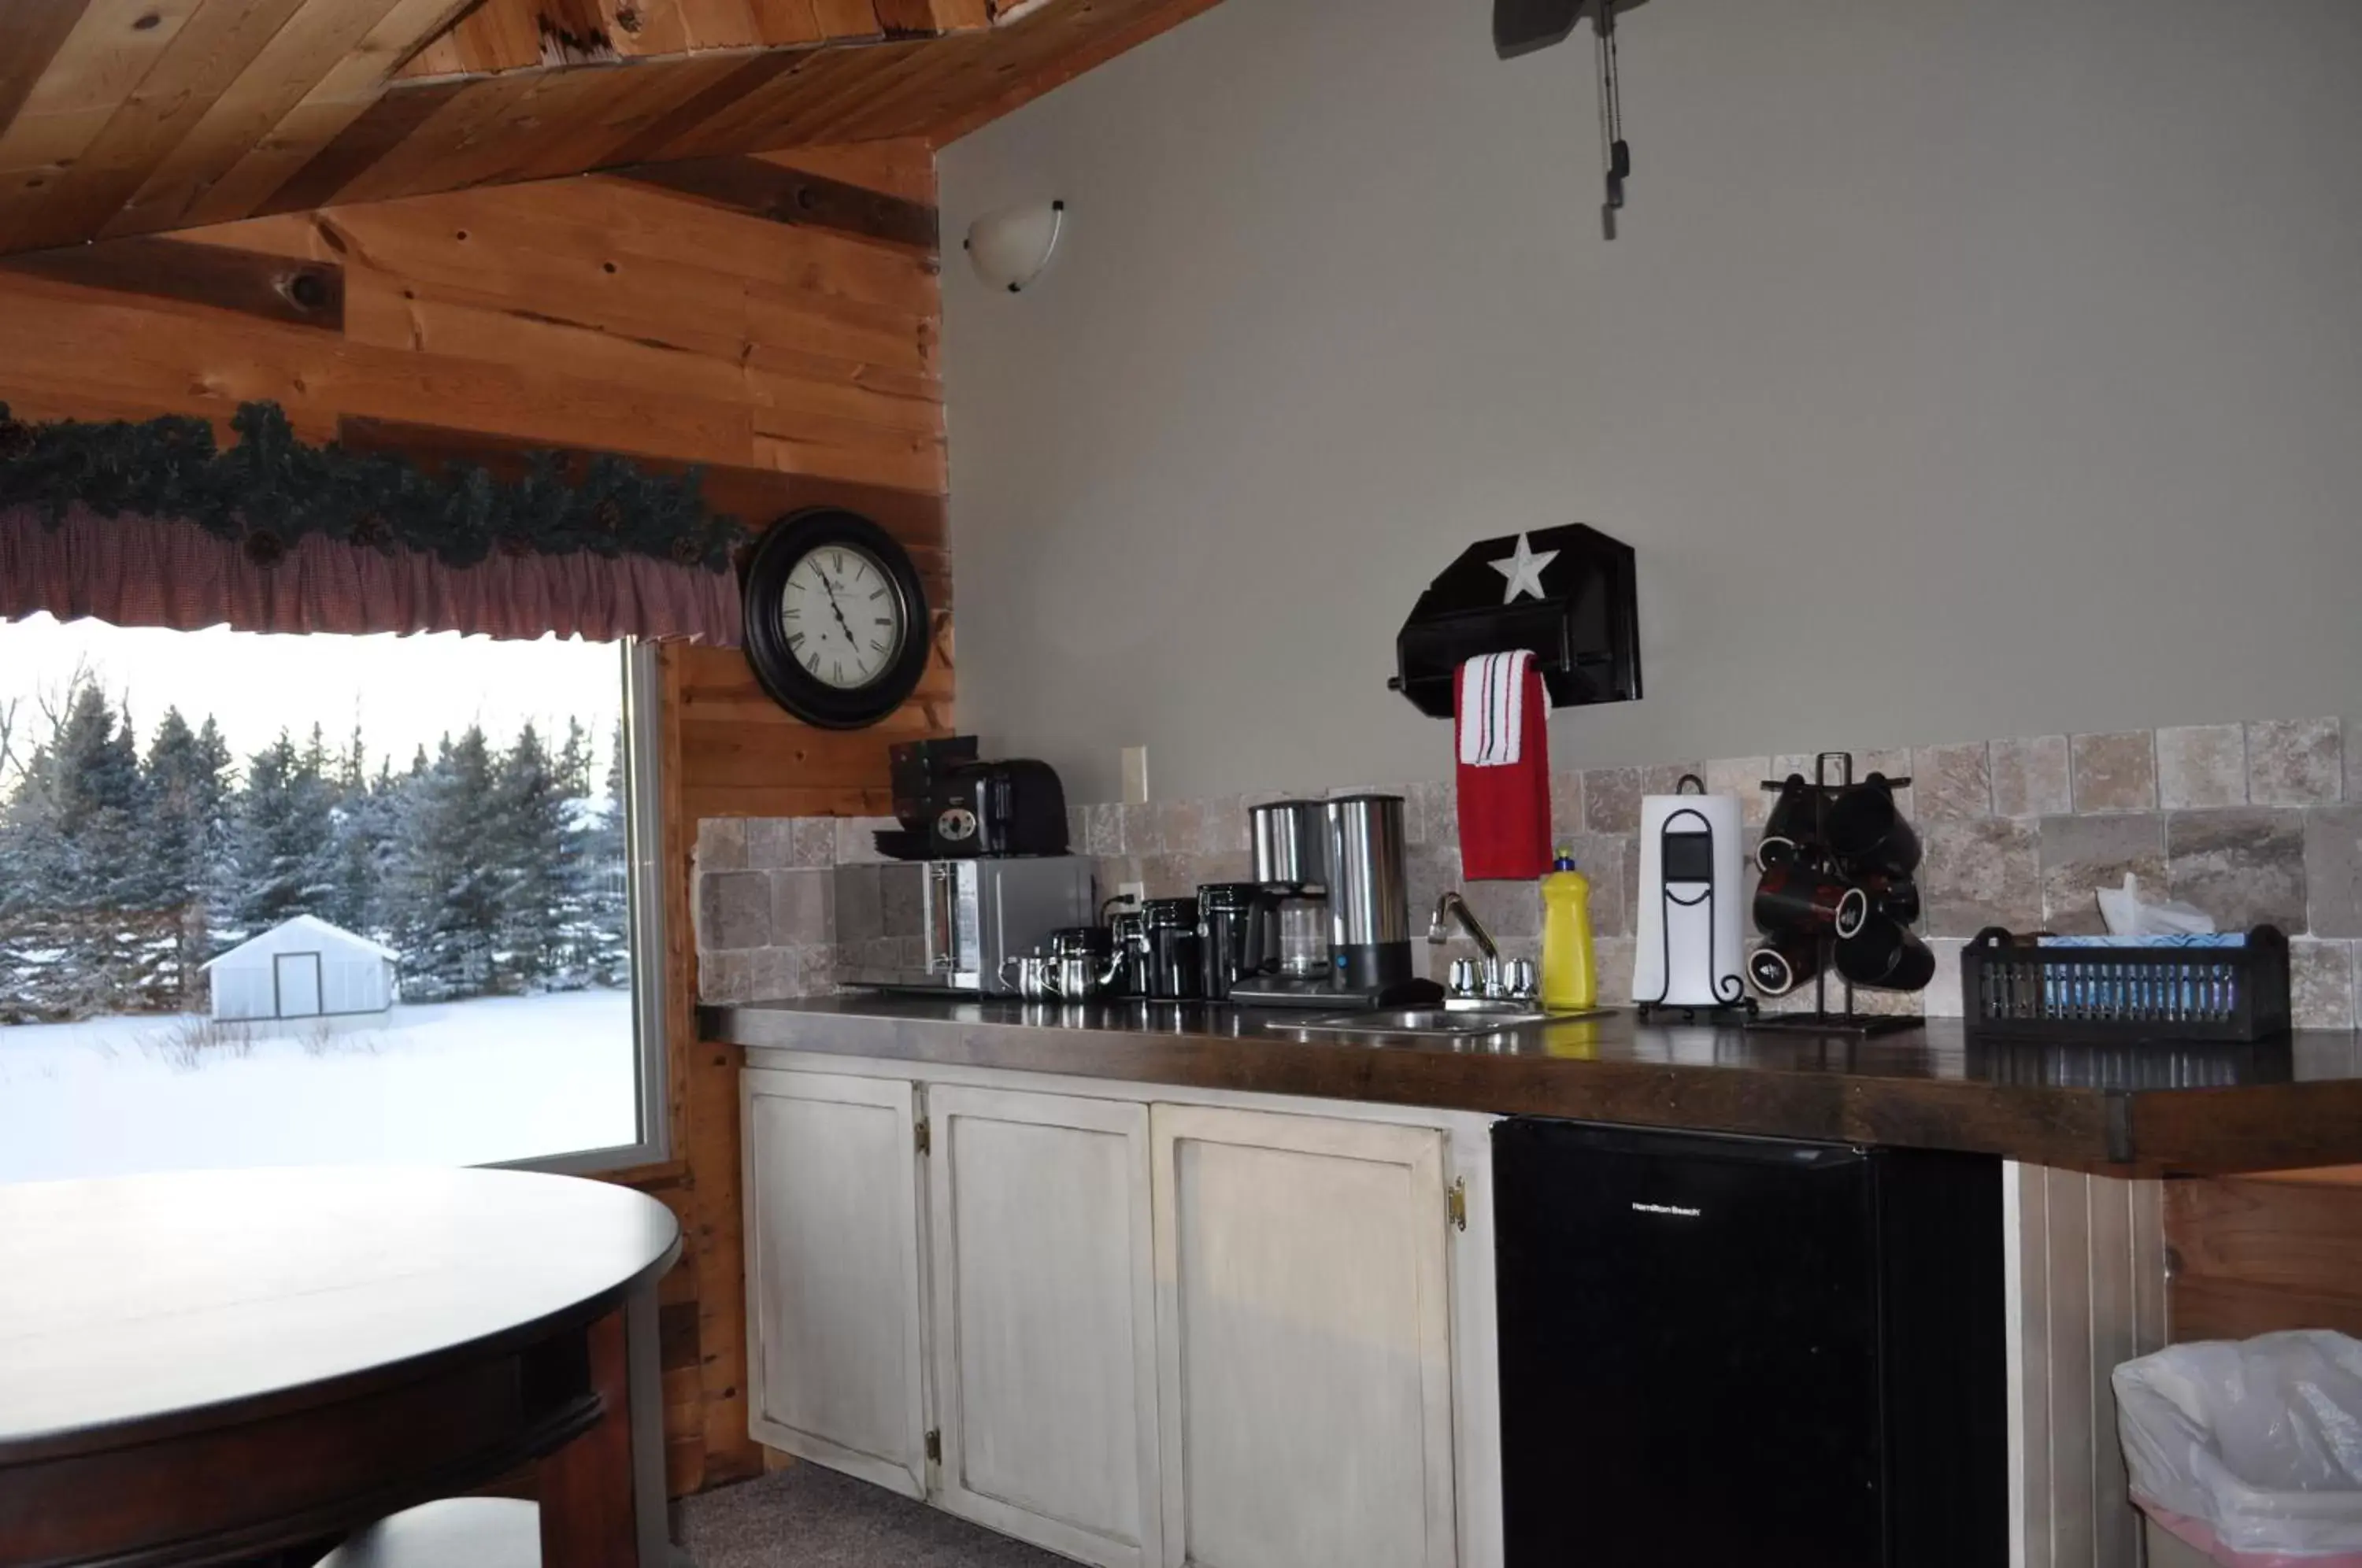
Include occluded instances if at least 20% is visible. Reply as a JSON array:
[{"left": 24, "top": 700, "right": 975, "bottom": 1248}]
[{"left": 494, "top": 637, "right": 672, "bottom": 1177}]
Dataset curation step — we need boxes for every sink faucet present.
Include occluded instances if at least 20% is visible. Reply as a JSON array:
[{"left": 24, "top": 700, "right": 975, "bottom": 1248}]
[
  {"left": 1427, "top": 891, "right": 1500, "bottom": 961},
  {"left": 1428, "top": 891, "right": 1535, "bottom": 1004}
]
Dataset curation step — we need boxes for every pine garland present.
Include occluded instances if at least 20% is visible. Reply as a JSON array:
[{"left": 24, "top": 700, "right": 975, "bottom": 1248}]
[{"left": 0, "top": 401, "right": 743, "bottom": 572}]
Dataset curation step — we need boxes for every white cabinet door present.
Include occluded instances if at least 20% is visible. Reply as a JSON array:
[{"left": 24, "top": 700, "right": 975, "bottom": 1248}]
[
  {"left": 926, "top": 1085, "right": 1162, "bottom": 1568},
  {"left": 1151, "top": 1105, "right": 1457, "bottom": 1568},
  {"left": 742, "top": 1067, "right": 929, "bottom": 1498}
]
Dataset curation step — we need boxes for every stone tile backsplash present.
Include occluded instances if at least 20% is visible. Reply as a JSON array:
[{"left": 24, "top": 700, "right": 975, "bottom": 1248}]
[{"left": 694, "top": 716, "right": 2361, "bottom": 1027}]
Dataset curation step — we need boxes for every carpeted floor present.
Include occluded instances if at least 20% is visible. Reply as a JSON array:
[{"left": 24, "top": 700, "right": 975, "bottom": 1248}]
[{"left": 679, "top": 1463, "right": 1073, "bottom": 1567}]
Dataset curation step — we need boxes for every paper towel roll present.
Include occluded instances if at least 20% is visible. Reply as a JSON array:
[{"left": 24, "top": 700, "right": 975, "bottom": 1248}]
[{"left": 1632, "top": 790, "right": 1746, "bottom": 1010}]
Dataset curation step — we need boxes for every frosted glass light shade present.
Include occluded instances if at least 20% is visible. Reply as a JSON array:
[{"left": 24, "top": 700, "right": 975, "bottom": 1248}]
[{"left": 963, "top": 200, "right": 1064, "bottom": 293}]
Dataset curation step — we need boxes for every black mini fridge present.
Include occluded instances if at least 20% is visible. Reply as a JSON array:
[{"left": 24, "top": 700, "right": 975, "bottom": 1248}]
[{"left": 1492, "top": 1119, "right": 2007, "bottom": 1568}]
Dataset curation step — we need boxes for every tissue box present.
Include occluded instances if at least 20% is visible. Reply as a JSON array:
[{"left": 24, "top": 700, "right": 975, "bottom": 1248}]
[{"left": 1961, "top": 926, "right": 2291, "bottom": 1044}]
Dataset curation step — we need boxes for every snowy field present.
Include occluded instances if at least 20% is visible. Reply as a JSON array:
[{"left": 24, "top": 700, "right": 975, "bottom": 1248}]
[{"left": 0, "top": 989, "right": 640, "bottom": 1183}]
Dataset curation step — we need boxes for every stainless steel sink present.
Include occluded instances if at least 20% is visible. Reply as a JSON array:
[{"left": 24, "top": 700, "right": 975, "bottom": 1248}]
[{"left": 1288, "top": 1006, "right": 1550, "bottom": 1037}]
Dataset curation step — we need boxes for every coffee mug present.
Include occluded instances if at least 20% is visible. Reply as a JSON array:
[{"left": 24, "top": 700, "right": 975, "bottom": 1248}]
[
  {"left": 1757, "top": 773, "right": 1820, "bottom": 871},
  {"left": 1834, "top": 916, "right": 1936, "bottom": 991},
  {"left": 1746, "top": 930, "right": 1821, "bottom": 997},
  {"left": 1754, "top": 863, "right": 1850, "bottom": 936},
  {"left": 1826, "top": 773, "right": 1922, "bottom": 878},
  {"left": 1834, "top": 875, "right": 1921, "bottom": 939}
]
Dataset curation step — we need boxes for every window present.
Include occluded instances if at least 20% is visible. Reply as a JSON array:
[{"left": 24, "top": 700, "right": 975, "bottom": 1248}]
[{"left": 0, "top": 616, "right": 667, "bottom": 1182}]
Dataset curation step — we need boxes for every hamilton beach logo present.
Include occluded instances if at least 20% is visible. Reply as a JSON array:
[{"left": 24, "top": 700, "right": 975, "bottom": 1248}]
[{"left": 1631, "top": 1202, "right": 1704, "bottom": 1219}]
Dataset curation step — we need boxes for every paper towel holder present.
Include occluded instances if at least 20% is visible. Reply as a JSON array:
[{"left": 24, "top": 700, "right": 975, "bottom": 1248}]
[{"left": 1633, "top": 774, "right": 1756, "bottom": 1023}]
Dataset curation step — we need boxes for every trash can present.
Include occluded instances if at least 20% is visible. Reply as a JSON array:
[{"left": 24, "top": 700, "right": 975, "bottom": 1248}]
[{"left": 2114, "top": 1330, "right": 2362, "bottom": 1568}]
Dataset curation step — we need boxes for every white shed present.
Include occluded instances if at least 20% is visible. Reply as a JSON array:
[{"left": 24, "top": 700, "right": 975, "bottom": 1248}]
[{"left": 201, "top": 915, "right": 398, "bottom": 1023}]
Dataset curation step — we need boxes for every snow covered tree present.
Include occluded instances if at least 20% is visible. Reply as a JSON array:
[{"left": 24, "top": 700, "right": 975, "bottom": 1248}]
[
  {"left": 0, "top": 682, "right": 172, "bottom": 1016},
  {"left": 491, "top": 723, "right": 572, "bottom": 989},
  {"left": 321, "top": 727, "right": 395, "bottom": 939},
  {"left": 228, "top": 731, "right": 337, "bottom": 940},
  {"left": 144, "top": 708, "right": 232, "bottom": 1004},
  {"left": 572, "top": 719, "right": 633, "bottom": 989},
  {"left": 383, "top": 727, "right": 502, "bottom": 999}
]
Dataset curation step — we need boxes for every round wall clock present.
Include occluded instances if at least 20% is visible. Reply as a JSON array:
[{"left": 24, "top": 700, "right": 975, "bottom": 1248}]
[{"left": 742, "top": 508, "right": 931, "bottom": 730}]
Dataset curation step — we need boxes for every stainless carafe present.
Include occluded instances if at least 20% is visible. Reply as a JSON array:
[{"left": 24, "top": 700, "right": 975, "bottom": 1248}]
[{"left": 1324, "top": 794, "right": 1413, "bottom": 991}]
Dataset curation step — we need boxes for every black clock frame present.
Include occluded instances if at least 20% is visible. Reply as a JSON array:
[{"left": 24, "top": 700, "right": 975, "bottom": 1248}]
[{"left": 742, "top": 508, "right": 931, "bottom": 730}]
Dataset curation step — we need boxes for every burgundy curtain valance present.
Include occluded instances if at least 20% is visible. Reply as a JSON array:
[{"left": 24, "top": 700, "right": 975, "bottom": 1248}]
[
  {"left": 0, "top": 505, "right": 742, "bottom": 644},
  {"left": 0, "top": 403, "right": 745, "bottom": 645}
]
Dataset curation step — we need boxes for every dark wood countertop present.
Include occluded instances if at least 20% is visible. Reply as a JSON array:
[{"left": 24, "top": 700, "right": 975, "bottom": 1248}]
[{"left": 702, "top": 997, "right": 2362, "bottom": 1176}]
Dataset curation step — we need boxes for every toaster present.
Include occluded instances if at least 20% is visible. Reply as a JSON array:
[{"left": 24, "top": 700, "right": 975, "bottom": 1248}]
[{"left": 928, "top": 759, "right": 1070, "bottom": 858}]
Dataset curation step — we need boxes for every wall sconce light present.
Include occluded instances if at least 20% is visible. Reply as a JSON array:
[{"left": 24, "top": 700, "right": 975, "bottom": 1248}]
[{"left": 963, "top": 200, "right": 1065, "bottom": 293}]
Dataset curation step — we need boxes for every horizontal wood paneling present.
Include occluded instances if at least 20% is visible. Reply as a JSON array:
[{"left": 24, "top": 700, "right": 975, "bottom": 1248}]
[
  {"left": 0, "top": 141, "right": 949, "bottom": 1496},
  {"left": 2167, "top": 1174, "right": 2362, "bottom": 1342}
]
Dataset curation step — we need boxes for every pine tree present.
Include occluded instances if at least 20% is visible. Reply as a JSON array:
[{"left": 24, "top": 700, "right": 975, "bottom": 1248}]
[
  {"left": 384, "top": 727, "right": 502, "bottom": 999},
  {"left": 0, "top": 722, "right": 69, "bottom": 1019},
  {"left": 0, "top": 682, "right": 168, "bottom": 1015},
  {"left": 491, "top": 722, "right": 570, "bottom": 989},
  {"left": 145, "top": 708, "right": 231, "bottom": 1004},
  {"left": 576, "top": 719, "right": 633, "bottom": 989},
  {"left": 230, "top": 731, "right": 337, "bottom": 938},
  {"left": 323, "top": 726, "right": 388, "bottom": 937}
]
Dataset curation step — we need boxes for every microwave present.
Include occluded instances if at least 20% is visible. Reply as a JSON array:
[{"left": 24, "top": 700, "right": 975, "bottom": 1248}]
[{"left": 847, "top": 857, "right": 1094, "bottom": 994}]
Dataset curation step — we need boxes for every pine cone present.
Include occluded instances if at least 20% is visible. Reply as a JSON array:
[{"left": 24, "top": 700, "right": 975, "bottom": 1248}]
[
  {"left": 243, "top": 530, "right": 288, "bottom": 568},
  {"left": 670, "top": 534, "right": 707, "bottom": 566},
  {"left": 498, "top": 533, "right": 536, "bottom": 560},
  {"left": 350, "top": 510, "right": 392, "bottom": 548},
  {"left": 591, "top": 497, "right": 624, "bottom": 535},
  {"left": 0, "top": 416, "right": 31, "bottom": 462}
]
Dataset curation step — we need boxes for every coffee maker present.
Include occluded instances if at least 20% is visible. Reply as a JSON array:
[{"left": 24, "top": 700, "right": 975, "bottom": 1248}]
[
  {"left": 1249, "top": 800, "right": 1331, "bottom": 981},
  {"left": 1226, "top": 794, "right": 1442, "bottom": 1009}
]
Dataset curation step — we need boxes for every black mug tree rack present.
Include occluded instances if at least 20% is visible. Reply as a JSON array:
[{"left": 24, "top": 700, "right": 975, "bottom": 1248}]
[{"left": 1745, "top": 752, "right": 1921, "bottom": 1039}]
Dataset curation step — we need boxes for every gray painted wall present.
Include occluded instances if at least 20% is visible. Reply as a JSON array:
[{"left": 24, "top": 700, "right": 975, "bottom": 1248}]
[{"left": 939, "top": 0, "right": 2362, "bottom": 804}]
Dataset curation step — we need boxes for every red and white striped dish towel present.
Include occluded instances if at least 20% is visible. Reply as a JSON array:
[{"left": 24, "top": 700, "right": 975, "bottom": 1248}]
[{"left": 1454, "top": 651, "right": 1551, "bottom": 881}]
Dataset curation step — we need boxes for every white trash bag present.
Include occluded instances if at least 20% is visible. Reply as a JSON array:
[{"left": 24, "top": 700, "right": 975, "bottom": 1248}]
[{"left": 2115, "top": 1331, "right": 2362, "bottom": 1566}]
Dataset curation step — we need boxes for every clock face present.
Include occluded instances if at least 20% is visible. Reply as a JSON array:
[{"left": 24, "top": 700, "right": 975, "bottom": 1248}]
[
  {"left": 779, "top": 544, "right": 906, "bottom": 690},
  {"left": 742, "top": 508, "right": 932, "bottom": 730}
]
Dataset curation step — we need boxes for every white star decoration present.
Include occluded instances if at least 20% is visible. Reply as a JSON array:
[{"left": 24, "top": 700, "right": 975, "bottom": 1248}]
[{"left": 1489, "top": 532, "right": 1559, "bottom": 605}]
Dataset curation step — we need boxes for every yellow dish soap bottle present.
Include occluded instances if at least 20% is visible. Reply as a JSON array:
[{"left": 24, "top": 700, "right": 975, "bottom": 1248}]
[{"left": 1540, "top": 849, "right": 1597, "bottom": 1012}]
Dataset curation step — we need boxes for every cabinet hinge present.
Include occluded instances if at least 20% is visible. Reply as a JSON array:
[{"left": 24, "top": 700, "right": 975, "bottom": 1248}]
[
  {"left": 924, "top": 1429, "right": 942, "bottom": 1463},
  {"left": 915, "top": 1119, "right": 931, "bottom": 1156},
  {"left": 1447, "top": 1177, "right": 1468, "bottom": 1233}
]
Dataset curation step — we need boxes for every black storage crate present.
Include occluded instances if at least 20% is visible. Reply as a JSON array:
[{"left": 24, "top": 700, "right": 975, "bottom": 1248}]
[{"left": 1960, "top": 925, "right": 2290, "bottom": 1043}]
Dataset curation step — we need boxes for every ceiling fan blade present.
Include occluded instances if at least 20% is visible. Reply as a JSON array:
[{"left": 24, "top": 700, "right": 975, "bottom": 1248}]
[{"left": 1494, "top": 0, "right": 1583, "bottom": 59}]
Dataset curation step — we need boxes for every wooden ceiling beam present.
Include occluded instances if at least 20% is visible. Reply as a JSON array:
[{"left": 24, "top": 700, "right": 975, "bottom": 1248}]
[
  {"left": 612, "top": 153, "right": 937, "bottom": 252},
  {"left": 0, "top": 232, "right": 342, "bottom": 328}
]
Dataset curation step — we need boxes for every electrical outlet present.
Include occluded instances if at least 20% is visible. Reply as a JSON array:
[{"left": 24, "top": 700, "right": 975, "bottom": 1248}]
[{"left": 1118, "top": 879, "right": 1146, "bottom": 907}]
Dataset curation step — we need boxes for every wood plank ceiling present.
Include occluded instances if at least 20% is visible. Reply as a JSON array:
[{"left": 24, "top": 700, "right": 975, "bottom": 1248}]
[{"left": 0, "top": 0, "right": 1220, "bottom": 257}]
